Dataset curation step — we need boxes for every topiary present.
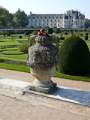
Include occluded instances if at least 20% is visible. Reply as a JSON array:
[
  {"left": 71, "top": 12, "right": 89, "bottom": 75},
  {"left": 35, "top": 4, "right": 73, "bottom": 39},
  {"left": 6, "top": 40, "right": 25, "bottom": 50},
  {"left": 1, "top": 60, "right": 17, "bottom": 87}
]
[
  {"left": 19, "top": 41, "right": 28, "bottom": 54},
  {"left": 47, "top": 28, "right": 53, "bottom": 34},
  {"left": 59, "top": 35, "right": 90, "bottom": 75},
  {"left": 84, "top": 33, "right": 88, "bottom": 40},
  {"left": 19, "top": 35, "right": 23, "bottom": 39},
  {"left": 60, "top": 36, "right": 65, "bottom": 40}
]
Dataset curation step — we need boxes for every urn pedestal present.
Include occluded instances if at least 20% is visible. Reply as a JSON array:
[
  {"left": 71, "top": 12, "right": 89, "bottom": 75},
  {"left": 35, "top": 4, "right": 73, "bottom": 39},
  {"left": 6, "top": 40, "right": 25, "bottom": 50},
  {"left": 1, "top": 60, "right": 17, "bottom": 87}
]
[{"left": 29, "top": 67, "right": 57, "bottom": 93}]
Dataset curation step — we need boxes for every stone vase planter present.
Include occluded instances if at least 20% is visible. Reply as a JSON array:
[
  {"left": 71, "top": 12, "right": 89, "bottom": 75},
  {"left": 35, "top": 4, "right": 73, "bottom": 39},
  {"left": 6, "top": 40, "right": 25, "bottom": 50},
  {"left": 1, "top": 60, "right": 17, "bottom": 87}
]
[{"left": 27, "top": 30, "right": 58, "bottom": 93}]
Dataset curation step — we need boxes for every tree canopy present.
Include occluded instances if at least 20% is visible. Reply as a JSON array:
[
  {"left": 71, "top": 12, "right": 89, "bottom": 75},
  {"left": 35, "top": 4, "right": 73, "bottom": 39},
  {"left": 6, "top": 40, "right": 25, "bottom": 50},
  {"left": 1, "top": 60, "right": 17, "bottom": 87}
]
[
  {"left": 13, "top": 9, "right": 28, "bottom": 28},
  {"left": 0, "top": 7, "right": 28, "bottom": 28}
]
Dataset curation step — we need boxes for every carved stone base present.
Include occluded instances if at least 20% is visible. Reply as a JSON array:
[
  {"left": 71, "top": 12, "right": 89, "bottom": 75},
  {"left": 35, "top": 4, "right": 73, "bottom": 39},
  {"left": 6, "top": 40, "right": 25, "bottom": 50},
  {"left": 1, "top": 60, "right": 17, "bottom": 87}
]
[
  {"left": 27, "top": 67, "right": 57, "bottom": 94},
  {"left": 25, "top": 80, "right": 57, "bottom": 94}
]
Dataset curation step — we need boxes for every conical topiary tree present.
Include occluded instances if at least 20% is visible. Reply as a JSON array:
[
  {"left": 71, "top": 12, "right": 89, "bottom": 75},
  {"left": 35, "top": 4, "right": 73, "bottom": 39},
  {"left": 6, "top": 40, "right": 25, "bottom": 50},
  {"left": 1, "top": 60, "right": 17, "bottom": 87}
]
[{"left": 59, "top": 35, "right": 90, "bottom": 75}]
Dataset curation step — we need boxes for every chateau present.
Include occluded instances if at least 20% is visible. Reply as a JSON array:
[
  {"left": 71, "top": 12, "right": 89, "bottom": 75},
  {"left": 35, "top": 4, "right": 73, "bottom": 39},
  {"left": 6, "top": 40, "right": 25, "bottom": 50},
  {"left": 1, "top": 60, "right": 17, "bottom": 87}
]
[{"left": 28, "top": 10, "right": 85, "bottom": 29}]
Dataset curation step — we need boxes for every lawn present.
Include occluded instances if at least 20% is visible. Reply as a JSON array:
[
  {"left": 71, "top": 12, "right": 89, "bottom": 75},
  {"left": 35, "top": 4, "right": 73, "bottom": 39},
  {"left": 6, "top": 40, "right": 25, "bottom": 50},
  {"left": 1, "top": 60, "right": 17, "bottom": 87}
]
[
  {"left": 0, "top": 63, "right": 30, "bottom": 72},
  {"left": 56, "top": 72, "right": 90, "bottom": 82},
  {"left": 0, "top": 35, "right": 28, "bottom": 62},
  {"left": 0, "top": 33, "right": 90, "bottom": 82}
]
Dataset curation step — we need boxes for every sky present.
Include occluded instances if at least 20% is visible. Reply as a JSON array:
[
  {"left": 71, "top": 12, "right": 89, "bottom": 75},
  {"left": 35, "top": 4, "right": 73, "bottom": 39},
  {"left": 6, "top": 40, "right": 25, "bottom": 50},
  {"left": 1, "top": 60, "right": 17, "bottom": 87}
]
[{"left": 0, "top": 0, "right": 90, "bottom": 18}]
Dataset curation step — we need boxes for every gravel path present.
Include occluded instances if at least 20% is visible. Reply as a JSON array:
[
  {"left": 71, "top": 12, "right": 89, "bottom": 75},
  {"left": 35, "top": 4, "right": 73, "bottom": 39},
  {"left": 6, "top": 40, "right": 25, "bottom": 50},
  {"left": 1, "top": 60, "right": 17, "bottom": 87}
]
[
  {"left": 0, "top": 69, "right": 90, "bottom": 120},
  {"left": 0, "top": 69, "right": 90, "bottom": 91}
]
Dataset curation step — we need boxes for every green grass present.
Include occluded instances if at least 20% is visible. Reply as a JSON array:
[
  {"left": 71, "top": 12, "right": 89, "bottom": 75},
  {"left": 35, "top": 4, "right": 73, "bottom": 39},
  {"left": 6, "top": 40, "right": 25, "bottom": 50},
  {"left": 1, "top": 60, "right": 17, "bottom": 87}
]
[
  {"left": 0, "top": 39, "right": 19, "bottom": 46},
  {"left": 0, "top": 36, "right": 28, "bottom": 62},
  {"left": 0, "top": 54, "right": 27, "bottom": 62},
  {"left": 86, "top": 40, "right": 90, "bottom": 49},
  {"left": 0, "top": 63, "right": 30, "bottom": 72},
  {"left": 3, "top": 47, "right": 19, "bottom": 51},
  {"left": 56, "top": 72, "right": 90, "bottom": 82},
  {"left": 2, "top": 50, "right": 23, "bottom": 55},
  {"left": 0, "top": 33, "right": 90, "bottom": 82}
]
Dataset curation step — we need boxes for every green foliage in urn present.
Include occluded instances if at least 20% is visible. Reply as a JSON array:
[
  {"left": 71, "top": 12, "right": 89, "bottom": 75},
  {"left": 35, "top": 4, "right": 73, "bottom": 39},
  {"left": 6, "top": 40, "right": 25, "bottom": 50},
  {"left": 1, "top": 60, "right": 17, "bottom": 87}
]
[{"left": 59, "top": 36, "right": 90, "bottom": 75}]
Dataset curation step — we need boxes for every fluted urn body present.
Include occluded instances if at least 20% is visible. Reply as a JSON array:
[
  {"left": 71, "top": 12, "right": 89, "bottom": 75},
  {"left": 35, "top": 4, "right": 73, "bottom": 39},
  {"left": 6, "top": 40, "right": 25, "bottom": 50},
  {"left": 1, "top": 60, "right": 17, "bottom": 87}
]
[{"left": 27, "top": 30, "right": 58, "bottom": 93}]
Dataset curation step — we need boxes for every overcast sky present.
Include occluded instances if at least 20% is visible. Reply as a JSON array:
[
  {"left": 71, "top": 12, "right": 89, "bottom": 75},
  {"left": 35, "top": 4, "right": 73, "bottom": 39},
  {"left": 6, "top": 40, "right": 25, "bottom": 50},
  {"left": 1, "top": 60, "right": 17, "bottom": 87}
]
[{"left": 0, "top": 0, "right": 90, "bottom": 18}]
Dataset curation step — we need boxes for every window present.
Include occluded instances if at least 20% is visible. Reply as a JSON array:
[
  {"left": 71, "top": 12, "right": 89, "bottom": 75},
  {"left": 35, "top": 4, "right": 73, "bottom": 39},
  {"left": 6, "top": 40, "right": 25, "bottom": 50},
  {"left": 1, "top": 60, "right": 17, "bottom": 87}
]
[
  {"left": 33, "top": 16, "right": 35, "bottom": 19},
  {"left": 60, "top": 16, "right": 62, "bottom": 19}
]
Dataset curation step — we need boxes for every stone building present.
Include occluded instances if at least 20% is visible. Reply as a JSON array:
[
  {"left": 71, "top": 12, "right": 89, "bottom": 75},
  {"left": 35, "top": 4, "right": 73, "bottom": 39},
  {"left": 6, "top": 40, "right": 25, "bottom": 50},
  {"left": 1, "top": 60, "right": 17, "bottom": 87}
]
[{"left": 28, "top": 10, "right": 85, "bottom": 29}]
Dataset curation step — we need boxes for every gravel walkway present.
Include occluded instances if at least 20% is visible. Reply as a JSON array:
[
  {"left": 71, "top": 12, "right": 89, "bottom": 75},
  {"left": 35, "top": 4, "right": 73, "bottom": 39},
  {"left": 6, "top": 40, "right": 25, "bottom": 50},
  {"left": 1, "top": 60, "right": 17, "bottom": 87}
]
[{"left": 0, "top": 69, "right": 90, "bottom": 120}]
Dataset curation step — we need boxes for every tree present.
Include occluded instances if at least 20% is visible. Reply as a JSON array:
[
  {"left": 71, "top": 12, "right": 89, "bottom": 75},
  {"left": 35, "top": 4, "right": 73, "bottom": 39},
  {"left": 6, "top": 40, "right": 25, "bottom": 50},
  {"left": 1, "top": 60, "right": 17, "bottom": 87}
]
[
  {"left": 13, "top": 9, "right": 28, "bottom": 28},
  {"left": 0, "top": 6, "right": 9, "bottom": 16},
  {"left": 0, "top": 6, "right": 13, "bottom": 28}
]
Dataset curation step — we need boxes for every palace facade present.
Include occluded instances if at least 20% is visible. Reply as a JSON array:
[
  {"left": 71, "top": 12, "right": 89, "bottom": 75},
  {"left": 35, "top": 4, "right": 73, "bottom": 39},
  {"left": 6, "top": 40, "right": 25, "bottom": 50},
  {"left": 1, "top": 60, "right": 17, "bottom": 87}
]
[{"left": 28, "top": 10, "right": 85, "bottom": 29}]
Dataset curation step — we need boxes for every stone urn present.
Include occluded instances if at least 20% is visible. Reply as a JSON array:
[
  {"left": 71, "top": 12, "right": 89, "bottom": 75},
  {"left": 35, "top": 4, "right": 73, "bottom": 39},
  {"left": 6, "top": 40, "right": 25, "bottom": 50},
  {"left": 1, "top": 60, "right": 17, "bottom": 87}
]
[{"left": 27, "top": 29, "right": 58, "bottom": 93}]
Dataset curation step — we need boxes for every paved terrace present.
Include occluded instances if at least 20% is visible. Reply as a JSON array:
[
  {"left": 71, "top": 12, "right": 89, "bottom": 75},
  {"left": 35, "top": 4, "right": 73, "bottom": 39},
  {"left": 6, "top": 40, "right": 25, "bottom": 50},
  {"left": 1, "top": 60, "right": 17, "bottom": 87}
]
[{"left": 0, "top": 69, "right": 90, "bottom": 120}]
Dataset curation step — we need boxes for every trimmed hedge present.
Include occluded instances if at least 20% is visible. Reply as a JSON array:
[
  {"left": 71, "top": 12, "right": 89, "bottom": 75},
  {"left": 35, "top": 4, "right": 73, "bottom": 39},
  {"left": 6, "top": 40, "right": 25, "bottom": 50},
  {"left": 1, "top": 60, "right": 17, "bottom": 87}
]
[
  {"left": 59, "top": 36, "right": 90, "bottom": 75},
  {"left": 84, "top": 33, "right": 88, "bottom": 40},
  {"left": 0, "top": 57, "right": 26, "bottom": 65},
  {"left": 19, "top": 41, "right": 28, "bottom": 53},
  {"left": 2, "top": 50, "right": 23, "bottom": 55}
]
